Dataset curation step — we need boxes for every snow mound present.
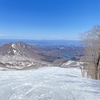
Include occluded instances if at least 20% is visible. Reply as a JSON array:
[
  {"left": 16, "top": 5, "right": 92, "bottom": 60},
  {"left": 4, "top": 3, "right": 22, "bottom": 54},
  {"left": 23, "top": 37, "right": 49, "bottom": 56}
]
[
  {"left": 0, "top": 67, "right": 100, "bottom": 100},
  {"left": 62, "top": 60, "right": 83, "bottom": 67}
]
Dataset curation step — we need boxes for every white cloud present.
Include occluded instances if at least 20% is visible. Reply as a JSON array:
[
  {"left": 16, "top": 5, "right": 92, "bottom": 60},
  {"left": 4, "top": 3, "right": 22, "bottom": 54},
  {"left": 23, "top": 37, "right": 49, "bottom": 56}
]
[
  {"left": 0, "top": 34, "right": 3, "bottom": 37},
  {"left": 51, "top": 35, "right": 65, "bottom": 40},
  {"left": 0, "top": 34, "right": 8, "bottom": 37}
]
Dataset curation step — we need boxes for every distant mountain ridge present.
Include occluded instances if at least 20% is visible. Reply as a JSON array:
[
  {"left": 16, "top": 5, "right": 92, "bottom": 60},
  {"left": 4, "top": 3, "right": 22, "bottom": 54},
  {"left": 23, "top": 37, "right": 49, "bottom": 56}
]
[
  {"left": 0, "top": 41, "right": 43, "bottom": 59},
  {"left": 0, "top": 41, "right": 69, "bottom": 63},
  {"left": 0, "top": 39, "right": 81, "bottom": 47},
  {"left": 0, "top": 42, "right": 48, "bottom": 70},
  {"left": 0, "top": 41, "right": 83, "bottom": 70}
]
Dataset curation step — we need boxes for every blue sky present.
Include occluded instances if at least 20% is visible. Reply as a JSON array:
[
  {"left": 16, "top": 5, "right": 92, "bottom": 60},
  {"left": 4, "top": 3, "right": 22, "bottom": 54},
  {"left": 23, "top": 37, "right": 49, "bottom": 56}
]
[{"left": 0, "top": 0, "right": 100, "bottom": 40}]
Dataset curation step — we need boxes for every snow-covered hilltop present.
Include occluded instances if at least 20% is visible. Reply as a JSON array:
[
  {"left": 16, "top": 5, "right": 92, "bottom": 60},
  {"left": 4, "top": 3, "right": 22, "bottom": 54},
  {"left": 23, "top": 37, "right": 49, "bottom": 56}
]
[
  {"left": 0, "top": 42, "right": 49, "bottom": 70},
  {"left": 0, "top": 67, "right": 100, "bottom": 100}
]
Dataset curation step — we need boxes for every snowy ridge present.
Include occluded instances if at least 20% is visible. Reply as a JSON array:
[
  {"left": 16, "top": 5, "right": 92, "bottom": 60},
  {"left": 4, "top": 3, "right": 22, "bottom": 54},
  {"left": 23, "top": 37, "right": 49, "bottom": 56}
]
[{"left": 0, "top": 67, "right": 100, "bottom": 100}]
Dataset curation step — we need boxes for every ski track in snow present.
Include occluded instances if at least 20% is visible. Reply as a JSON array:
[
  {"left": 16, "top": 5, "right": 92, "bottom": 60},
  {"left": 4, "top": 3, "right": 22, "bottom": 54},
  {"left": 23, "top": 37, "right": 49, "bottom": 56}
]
[{"left": 0, "top": 67, "right": 100, "bottom": 100}]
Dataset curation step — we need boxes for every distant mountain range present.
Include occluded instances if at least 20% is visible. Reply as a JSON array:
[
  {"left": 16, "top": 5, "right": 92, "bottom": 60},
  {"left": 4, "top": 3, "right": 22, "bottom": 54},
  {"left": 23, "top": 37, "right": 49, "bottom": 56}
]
[
  {"left": 0, "top": 39, "right": 81, "bottom": 47},
  {"left": 0, "top": 41, "right": 84, "bottom": 70}
]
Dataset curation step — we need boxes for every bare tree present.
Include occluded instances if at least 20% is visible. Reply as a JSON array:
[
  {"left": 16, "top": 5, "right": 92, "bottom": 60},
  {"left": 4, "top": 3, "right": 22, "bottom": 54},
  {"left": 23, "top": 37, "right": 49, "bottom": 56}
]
[{"left": 80, "top": 25, "right": 100, "bottom": 79}]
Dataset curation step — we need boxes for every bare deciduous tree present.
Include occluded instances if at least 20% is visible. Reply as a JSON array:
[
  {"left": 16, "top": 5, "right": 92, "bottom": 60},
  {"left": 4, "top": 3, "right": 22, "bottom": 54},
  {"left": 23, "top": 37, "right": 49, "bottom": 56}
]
[{"left": 80, "top": 25, "right": 100, "bottom": 79}]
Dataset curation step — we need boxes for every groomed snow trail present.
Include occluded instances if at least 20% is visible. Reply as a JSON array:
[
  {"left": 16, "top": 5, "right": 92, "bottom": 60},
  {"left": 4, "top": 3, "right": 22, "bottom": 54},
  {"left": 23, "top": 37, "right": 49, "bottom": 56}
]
[{"left": 0, "top": 67, "right": 100, "bottom": 100}]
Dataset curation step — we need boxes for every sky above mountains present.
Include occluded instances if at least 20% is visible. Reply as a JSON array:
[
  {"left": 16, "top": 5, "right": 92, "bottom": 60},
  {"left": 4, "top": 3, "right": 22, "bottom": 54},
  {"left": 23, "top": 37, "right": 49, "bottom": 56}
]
[{"left": 0, "top": 0, "right": 100, "bottom": 40}]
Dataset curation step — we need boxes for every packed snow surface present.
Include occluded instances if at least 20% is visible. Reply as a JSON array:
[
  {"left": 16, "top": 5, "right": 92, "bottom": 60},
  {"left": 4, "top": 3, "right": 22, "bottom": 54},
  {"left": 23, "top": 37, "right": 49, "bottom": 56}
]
[
  {"left": 62, "top": 60, "right": 83, "bottom": 67},
  {"left": 0, "top": 67, "right": 100, "bottom": 100}
]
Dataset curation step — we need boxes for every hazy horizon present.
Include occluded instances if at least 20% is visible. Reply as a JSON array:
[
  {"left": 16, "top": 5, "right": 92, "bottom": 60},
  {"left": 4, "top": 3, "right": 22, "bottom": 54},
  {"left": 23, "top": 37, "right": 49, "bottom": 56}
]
[{"left": 0, "top": 38, "right": 80, "bottom": 41}]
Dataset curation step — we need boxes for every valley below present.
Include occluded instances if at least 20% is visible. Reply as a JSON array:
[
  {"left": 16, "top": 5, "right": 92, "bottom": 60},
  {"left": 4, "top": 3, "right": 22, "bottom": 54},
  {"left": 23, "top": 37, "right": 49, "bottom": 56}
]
[{"left": 0, "top": 40, "right": 84, "bottom": 70}]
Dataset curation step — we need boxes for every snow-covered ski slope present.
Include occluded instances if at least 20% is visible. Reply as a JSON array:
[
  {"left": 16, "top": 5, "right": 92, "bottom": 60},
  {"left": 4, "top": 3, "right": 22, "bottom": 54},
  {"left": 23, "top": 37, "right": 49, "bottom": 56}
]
[{"left": 0, "top": 67, "right": 100, "bottom": 100}]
